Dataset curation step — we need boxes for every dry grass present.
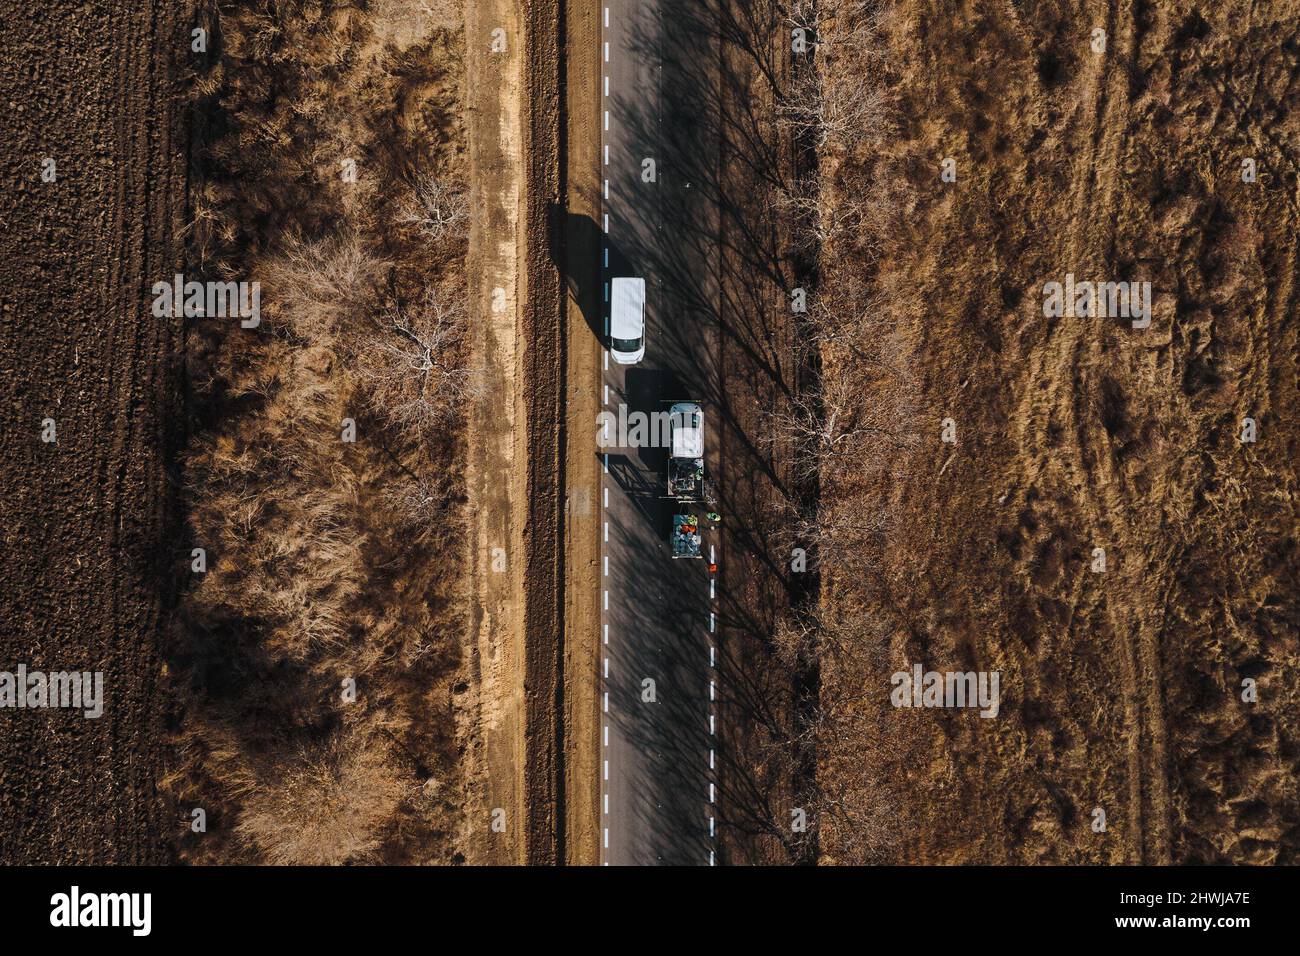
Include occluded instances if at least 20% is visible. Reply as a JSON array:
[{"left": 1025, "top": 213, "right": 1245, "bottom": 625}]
[
  {"left": 803, "top": 0, "right": 1300, "bottom": 864},
  {"left": 166, "top": 0, "right": 474, "bottom": 865}
]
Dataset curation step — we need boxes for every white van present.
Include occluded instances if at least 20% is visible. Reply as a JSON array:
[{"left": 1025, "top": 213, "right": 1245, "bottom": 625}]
[{"left": 610, "top": 277, "right": 645, "bottom": 364}]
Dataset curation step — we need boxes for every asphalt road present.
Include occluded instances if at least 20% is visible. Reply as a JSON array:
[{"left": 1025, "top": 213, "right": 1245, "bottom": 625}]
[{"left": 598, "top": 0, "right": 723, "bottom": 865}]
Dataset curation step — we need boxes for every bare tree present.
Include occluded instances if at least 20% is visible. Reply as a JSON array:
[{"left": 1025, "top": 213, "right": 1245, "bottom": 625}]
[
  {"left": 761, "top": 605, "right": 903, "bottom": 862},
  {"left": 764, "top": 370, "right": 910, "bottom": 482},
  {"left": 774, "top": 171, "right": 874, "bottom": 253},
  {"left": 355, "top": 286, "right": 478, "bottom": 436},
  {"left": 778, "top": 0, "right": 890, "bottom": 166},
  {"left": 801, "top": 277, "right": 914, "bottom": 375},
  {"left": 777, "top": 59, "right": 887, "bottom": 153},
  {"left": 782, "top": 0, "right": 888, "bottom": 61},
  {"left": 399, "top": 173, "right": 469, "bottom": 243}
]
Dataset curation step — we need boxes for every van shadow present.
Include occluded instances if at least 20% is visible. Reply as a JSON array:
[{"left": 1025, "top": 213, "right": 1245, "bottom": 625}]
[{"left": 552, "top": 205, "right": 638, "bottom": 343}]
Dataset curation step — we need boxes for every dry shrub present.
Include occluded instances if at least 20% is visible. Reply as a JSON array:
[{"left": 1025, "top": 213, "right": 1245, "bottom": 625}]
[
  {"left": 262, "top": 232, "right": 388, "bottom": 341},
  {"left": 233, "top": 730, "right": 409, "bottom": 865},
  {"left": 169, "top": 0, "right": 471, "bottom": 865}
]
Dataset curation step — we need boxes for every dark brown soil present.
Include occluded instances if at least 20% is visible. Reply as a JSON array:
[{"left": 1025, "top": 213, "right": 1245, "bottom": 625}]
[{"left": 0, "top": 0, "right": 191, "bottom": 863}]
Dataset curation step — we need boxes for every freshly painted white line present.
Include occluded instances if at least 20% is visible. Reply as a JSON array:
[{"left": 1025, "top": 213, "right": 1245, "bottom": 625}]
[
  {"left": 710, "top": 578, "right": 715, "bottom": 599},
  {"left": 603, "top": 521, "right": 608, "bottom": 542},
  {"left": 604, "top": 144, "right": 609, "bottom": 165},
  {"left": 604, "top": 110, "right": 609, "bottom": 130},
  {"left": 604, "top": 828, "right": 609, "bottom": 848},
  {"left": 603, "top": 8, "right": 608, "bottom": 28},
  {"left": 603, "top": 555, "right": 608, "bottom": 576},
  {"left": 604, "top": 793, "right": 610, "bottom": 813},
  {"left": 709, "top": 612, "right": 715, "bottom": 633},
  {"left": 710, "top": 749, "right": 715, "bottom": 769},
  {"left": 710, "top": 680, "right": 715, "bottom": 701},
  {"left": 603, "top": 383, "right": 608, "bottom": 404},
  {"left": 603, "top": 725, "right": 609, "bottom": 746},
  {"left": 710, "top": 851, "right": 715, "bottom": 866},
  {"left": 603, "top": 453, "right": 609, "bottom": 474},
  {"left": 710, "top": 714, "right": 715, "bottom": 734},
  {"left": 603, "top": 623, "right": 609, "bottom": 644},
  {"left": 710, "top": 816, "right": 715, "bottom": 837},
  {"left": 604, "top": 213, "right": 609, "bottom": 232},
  {"left": 604, "top": 657, "right": 609, "bottom": 678},
  {"left": 710, "top": 644, "right": 715, "bottom": 666},
  {"left": 709, "top": 783, "right": 715, "bottom": 803},
  {"left": 603, "top": 486, "right": 609, "bottom": 507},
  {"left": 603, "top": 179, "right": 609, "bottom": 199},
  {"left": 603, "top": 590, "right": 609, "bottom": 610},
  {"left": 604, "top": 75, "right": 609, "bottom": 97},
  {"left": 709, "top": 545, "right": 714, "bottom": 562},
  {"left": 604, "top": 691, "right": 609, "bottom": 712},
  {"left": 604, "top": 349, "right": 609, "bottom": 370},
  {"left": 604, "top": 760, "right": 609, "bottom": 781}
]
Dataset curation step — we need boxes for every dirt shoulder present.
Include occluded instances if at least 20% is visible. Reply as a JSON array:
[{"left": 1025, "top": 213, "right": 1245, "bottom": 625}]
[
  {"left": 0, "top": 0, "right": 189, "bottom": 863},
  {"left": 560, "top": 0, "right": 603, "bottom": 866},
  {"left": 464, "top": 0, "right": 529, "bottom": 865},
  {"left": 464, "top": 0, "right": 566, "bottom": 865},
  {"left": 520, "top": 0, "right": 566, "bottom": 867}
]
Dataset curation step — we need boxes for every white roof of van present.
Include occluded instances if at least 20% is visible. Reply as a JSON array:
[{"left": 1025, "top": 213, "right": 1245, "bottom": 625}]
[
  {"left": 610, "top": 277, "right": 645, "bottom": 339},
  {"left": 670, "top": 402, "right": 703, "bottom": 459}
]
